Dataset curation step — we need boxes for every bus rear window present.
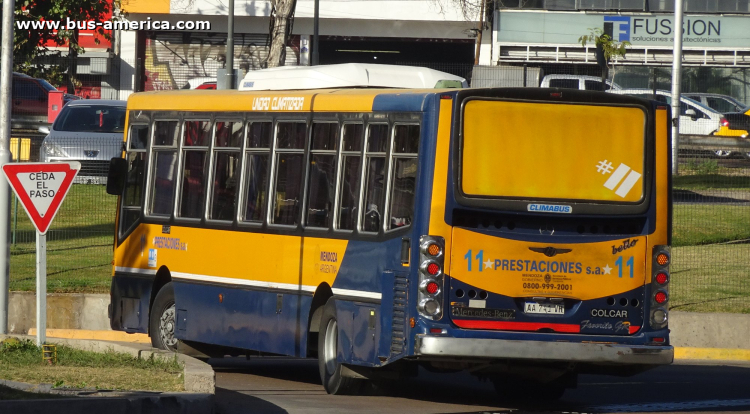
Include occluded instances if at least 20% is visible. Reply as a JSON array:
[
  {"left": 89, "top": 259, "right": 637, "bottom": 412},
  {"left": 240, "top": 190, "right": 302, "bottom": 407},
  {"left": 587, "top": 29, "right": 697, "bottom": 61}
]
[{"left": 461, "top": 100, "right": 646, "bottom": 203}]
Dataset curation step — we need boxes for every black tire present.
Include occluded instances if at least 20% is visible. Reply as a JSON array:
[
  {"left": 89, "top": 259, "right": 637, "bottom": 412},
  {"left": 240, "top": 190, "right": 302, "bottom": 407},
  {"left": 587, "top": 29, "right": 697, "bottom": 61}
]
[
  {"left": 150, "top": 282, "right": 179, "bottom": 351},
  {"left": 317, "top": 298, "right": 362, "bottom": 395},
  {"left": 491, "top": 376, "right": 567, "bottom": 403}
]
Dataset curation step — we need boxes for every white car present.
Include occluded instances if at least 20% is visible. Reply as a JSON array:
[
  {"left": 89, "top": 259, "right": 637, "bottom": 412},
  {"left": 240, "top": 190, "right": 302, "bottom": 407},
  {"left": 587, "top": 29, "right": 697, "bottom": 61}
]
[
  {"left": 39, "top": 99, "right": 127, "bottom": 184},
  {"left": 540, "top": 74, "right": 621, "bottom": 91},
  {"left": 608, "top": 89, "right": 724, "bottom": 136}
]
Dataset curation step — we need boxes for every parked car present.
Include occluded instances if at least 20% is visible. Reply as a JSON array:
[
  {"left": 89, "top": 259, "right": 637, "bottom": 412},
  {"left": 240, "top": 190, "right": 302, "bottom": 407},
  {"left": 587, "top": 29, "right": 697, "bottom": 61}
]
[
  {"left": 683, "top": 92, "right": 749, "bottom": 115},
  {"left": 540, "top": 74, "right": 621, "bottom": 91},
  {"left": 609, "top": 89, "right": 749, "bottom": 158},
  {"left": 11, "top": 72, "right": 79, "bottom": 121},
  {"left": 196, "top": 81, "right": 217, "bottom": 90},
  {"left": 39, "top": 99, "right": 127, "bottom": 184},
  {"left": 684, "top": 93, "right": 750, "bottom": 158},
  {"left": 609, "top": 89, "right": 724, "bottom": 134}
]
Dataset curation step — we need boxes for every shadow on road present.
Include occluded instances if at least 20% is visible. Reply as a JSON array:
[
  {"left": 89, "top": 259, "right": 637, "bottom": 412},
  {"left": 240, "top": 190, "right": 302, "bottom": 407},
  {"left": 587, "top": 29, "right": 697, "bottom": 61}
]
[{"left": 215, "top": 387, "right": 289, "bottom": 414}]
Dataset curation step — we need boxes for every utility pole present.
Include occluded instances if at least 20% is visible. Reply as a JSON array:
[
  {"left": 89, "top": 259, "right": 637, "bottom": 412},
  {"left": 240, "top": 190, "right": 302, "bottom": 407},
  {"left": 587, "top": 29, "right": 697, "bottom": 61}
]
[
  {"left": 0, "top": 0, "right": 15, "bottom": 334},
  {"left": 225, "top": 0, "right": 236, "bottom": 89},
  {"left": 312, "top": 0, "right": 320, "bottom": 65},
  {"left": 473, "top": 0, "right": 485, "bottom": 65},
  {"left": 671, "top": 0, "right": 683, "bottom": 175}
]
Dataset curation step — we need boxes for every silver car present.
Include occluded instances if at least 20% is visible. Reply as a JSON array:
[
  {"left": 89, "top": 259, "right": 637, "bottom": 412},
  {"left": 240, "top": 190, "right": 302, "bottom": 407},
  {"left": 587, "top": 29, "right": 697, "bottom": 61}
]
[{"left": 39, "top": 99, "right": 126, "bottom": 184}]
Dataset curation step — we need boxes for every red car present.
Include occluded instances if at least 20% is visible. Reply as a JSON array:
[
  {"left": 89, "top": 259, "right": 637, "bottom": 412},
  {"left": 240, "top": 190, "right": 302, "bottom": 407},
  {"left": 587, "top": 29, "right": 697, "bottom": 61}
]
[
  {"left": 12, "top": 72, "right": 79, "bottom": 119},
  {"left": 195, "top": 81, "right": 217, "bottom": 90}
]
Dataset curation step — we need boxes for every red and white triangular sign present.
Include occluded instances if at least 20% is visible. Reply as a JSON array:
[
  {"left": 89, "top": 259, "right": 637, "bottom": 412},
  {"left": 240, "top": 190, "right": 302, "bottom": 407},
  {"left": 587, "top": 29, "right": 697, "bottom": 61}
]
[{"left": 3, "top": 162, "right": 81, "bottom": 235}]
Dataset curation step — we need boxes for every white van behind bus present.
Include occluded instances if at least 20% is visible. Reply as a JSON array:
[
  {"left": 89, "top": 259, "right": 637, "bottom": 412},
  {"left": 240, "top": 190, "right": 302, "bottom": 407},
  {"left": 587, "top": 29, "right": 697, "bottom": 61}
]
[{"left": 541, "top": 74, "right": 621, "bottom": 91}]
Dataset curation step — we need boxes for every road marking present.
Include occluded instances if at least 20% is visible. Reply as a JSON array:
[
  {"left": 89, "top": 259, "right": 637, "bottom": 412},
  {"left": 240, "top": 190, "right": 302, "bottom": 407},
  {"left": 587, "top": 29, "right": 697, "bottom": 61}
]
[{"left": 675, "top": 347, "right": 750, "bottom": 361}]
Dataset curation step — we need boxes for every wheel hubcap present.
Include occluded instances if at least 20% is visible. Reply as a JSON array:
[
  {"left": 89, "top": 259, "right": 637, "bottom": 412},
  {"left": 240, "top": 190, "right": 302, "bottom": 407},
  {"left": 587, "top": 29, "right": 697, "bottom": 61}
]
[
  {"left": 160, "top": 303, "right": 177, "bottom": 348},
  {"left": 324, "top": 319, "right": 338, "bottom": 374}
]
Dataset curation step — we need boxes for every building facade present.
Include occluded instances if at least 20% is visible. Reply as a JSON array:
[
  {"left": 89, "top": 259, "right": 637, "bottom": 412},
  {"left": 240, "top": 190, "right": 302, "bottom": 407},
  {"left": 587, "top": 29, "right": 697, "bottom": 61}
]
[{"left": 116, "top": 0, "right": 486, "bottom": 97}]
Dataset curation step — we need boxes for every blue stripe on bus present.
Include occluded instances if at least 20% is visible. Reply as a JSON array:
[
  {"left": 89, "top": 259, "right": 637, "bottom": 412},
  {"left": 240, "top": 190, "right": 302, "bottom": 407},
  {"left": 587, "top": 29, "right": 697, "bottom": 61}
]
[{"left": 372, "top": 92, "right": 433, "bottom": 112}]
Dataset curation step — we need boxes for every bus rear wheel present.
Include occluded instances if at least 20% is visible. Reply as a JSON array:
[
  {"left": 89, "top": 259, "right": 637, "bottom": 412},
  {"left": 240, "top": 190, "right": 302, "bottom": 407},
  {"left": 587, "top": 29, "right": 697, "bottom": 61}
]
[
  {"left": 318, "top": 298, "right": 362, "bottom": 395},
  {"left": 150, "top": 282, "right": 179, "bottom": 352}
]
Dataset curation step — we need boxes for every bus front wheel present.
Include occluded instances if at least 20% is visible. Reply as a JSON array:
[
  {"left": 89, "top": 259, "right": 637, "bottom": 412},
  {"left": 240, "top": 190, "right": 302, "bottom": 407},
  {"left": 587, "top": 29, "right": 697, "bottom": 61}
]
[
  {"left": 318, "top": 298, "right": 361, "bottom": 395},
  {"left": 150, "top": 282, "right": 179, "bottom": 352}
]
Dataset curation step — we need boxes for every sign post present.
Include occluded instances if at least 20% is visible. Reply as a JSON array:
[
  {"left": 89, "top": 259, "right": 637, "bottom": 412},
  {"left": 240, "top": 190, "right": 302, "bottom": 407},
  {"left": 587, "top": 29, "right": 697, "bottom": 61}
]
[{"left": 2, "top": 162, "right": 80, "bottom": 345}]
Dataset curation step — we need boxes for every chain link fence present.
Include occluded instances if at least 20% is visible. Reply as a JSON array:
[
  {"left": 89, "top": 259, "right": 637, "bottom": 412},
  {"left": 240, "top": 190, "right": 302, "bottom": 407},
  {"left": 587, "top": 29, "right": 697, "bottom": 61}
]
[{"left": 8, "top": 59, "right": 750, "bottom": 313}]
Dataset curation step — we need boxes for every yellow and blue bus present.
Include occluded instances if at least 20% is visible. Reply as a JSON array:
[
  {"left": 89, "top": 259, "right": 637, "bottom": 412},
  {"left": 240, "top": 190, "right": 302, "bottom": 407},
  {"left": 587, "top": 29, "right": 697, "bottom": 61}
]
[{"left": 107, "top": 81, "right": 673, "bottom": 399}]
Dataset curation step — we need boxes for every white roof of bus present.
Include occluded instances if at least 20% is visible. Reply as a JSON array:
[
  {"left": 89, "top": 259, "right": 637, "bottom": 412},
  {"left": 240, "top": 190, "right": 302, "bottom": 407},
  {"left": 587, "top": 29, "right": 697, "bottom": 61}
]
[{"left": 238, "top": 63, "right": 467, "bottom": 91}]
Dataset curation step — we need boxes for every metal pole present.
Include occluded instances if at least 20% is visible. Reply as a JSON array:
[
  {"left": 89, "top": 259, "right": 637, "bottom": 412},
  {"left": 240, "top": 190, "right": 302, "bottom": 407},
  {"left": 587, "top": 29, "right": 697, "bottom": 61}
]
[
  {"left": 671, "top": 0, "right": 684, "bottom": 176},
  {"left": 0, "top": 0, "right": 16, "bottom": 334},
  {"left": 226, "top": 0, "right": 235, "bottom": 89},
  {"left": 36, "top": 232, "right": 46, "bottom": 346},
  {"left": 312, "top": 0, "right": 320, "bottom": 65},
  {"left": 12, "top": 137, "right": 20, "bottom": 245}
]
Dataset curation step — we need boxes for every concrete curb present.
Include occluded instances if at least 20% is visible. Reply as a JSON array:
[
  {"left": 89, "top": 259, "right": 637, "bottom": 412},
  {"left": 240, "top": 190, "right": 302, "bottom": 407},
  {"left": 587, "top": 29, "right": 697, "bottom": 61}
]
[{"left": 0, "top": 334, "right": 215, "bottom": 414}]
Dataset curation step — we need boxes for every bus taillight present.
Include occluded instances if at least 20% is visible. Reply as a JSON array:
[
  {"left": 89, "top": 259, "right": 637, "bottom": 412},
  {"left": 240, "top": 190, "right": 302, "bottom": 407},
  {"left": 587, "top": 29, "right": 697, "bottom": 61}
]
[
  {"left": 656, "top": 252, "right": 670, "bottom": 266},
  {"left": 650, "top": 246, "right": 670, "bottom": 330},
  {"left": 418, "top": 236, "right": 445, "bottom": 320},
  {"left": 421, "top": 240, "right": 443, "bottom": 258}
]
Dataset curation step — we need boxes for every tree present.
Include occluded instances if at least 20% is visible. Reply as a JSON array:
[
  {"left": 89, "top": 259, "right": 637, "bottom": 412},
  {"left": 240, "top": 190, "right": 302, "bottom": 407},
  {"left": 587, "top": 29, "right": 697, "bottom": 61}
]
[
  {"left": 578, "top": 28, "right": 631, "bottom": 87},
  {"left": 10, "top": 0, "right": 116, "bottom": 86},
  {"left": 265, "top": 0, "right": 297, "bottom": 67}
]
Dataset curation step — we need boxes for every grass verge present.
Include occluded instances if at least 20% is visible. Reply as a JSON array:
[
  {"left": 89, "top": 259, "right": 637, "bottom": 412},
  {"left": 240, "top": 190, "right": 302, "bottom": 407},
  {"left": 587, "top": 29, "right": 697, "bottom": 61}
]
[
  {"left": 0, "top": 338, "right": 183, "bottom": 397},
  {"left": 9, "top": 184, "right": 115, "bottom": 293},
  {"left": 670, "top": 244, "right": 750, "bottom": 313},
  {"left": 673, "top": 204, "right": 750, "bottom": 246}
]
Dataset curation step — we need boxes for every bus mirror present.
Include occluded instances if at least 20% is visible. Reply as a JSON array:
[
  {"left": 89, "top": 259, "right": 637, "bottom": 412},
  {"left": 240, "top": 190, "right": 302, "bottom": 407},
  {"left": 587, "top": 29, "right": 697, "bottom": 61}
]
[{"left": 106, "top": 157, "right": 128, "bottom": 196}]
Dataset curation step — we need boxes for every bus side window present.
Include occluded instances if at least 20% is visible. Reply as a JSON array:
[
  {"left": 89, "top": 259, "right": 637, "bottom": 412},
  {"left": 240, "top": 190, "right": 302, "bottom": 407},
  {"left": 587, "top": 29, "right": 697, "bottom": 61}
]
[
  {"left": 178, "top": 120, "right": 210, "bottom": 219},
  {"left": 362, "top": 124, "right": 389, "bottom": 232},
  {"left": 337, "top": 123, "right": 363, "bottom": 231},
  {"left": 243, "top": 121, "right": 272, "bottom": 222},
  {"left": 272, "top": 121, "right": 306, "bottom": 225},
  {"left": 120, "top": 124, "right": 149, "bottom": 236},
  {"left": 149, "top": 120, "right": 179, "bottom": 216},
  {"left": 306, "top": 122, "right": 339, "bottom": 228},
  {"left": 210, "top": 121, "right": 243, "bottom": 221},
  {"left": 389, "top": 124, "right": 419, "bottom": 229}
]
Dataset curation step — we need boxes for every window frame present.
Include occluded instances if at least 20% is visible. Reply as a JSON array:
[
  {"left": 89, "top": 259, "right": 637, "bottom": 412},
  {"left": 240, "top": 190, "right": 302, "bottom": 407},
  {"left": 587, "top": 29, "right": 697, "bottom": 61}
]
[
  {"left": 359, "top": 121, "right": 392, "bottom": 234},
  {"left": 333, "top": 121, "right": 365, "bottom": 233},
  {"left": 239, "top": 118, "right": 274, "bottom": 228},
  {"left": 145, "top": 118, "right": 181, "bottom": 221},
  {"left": 268, "top": 118, "right": 310, "bottom": 229},
  {"left": 118, "top": 122, "right": 151, "bottom": 240},
  {"left": 174, "top": 118, "right": 212, "bottom": 224},
  {"left": 206, "top": 119, "right": 245, "bottom": 224},
  {"left": 304, "top": 120, "right": 341, "bottom": 230},
  {"left": 385, "top": 122, "right": 420, "bottom": 233}
]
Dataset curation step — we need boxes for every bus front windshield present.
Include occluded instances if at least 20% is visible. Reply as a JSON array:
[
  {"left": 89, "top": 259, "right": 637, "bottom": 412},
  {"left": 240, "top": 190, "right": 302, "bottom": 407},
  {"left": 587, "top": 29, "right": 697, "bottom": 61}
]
[{"left": 461, "top": 100, "right": 646, "bottom": 204}]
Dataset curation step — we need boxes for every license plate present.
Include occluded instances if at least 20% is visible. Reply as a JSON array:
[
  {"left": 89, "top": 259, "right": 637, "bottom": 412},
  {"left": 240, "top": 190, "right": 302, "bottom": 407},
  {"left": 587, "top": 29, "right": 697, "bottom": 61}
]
[{"left": 524, "top": 302, "right": 564, "bottom": 315}]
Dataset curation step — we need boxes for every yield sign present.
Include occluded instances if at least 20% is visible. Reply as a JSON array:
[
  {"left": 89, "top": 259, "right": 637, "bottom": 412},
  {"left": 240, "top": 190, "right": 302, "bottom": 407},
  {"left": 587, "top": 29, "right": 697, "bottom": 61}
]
[{"left": 2, "top": 162, "right": 81, "bottom": 235}]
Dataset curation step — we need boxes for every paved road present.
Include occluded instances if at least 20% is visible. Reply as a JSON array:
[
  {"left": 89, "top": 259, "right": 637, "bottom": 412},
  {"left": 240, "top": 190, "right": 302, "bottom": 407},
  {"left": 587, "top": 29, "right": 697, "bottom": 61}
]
[{"left": 211, "top": 357, "right": 750, "bottom": 414}]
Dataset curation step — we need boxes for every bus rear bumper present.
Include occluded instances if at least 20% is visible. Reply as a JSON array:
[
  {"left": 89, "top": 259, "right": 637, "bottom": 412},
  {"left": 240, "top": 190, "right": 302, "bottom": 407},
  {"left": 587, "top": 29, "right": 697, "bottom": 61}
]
[{"left": 415, "top": 335, "right": 674, "bottom": 365}]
